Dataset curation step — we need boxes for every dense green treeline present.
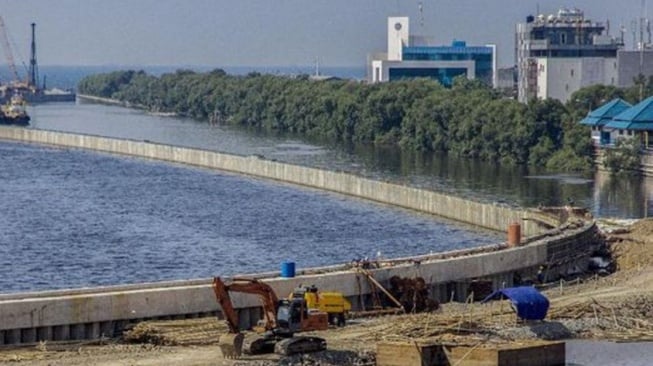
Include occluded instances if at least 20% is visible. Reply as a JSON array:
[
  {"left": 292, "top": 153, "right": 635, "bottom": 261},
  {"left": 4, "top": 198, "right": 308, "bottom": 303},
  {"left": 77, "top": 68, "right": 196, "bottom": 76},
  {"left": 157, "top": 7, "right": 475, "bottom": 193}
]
[{"left": 77, "top": 69, "right": 651, "bottom": 171}]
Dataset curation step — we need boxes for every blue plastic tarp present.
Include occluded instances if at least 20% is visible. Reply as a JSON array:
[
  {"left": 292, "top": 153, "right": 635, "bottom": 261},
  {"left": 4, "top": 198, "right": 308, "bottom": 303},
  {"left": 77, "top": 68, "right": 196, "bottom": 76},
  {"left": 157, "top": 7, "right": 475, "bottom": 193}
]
[{"left": 481, "top": 286, "right": 549, "bottom": 320}]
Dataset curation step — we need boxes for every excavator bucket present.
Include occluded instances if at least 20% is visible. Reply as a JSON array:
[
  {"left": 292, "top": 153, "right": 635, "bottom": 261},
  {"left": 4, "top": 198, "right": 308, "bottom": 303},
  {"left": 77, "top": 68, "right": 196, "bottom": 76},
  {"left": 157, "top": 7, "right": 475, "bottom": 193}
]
[{"left": 218, "top": 333, "right": 244, "bottom": 359}]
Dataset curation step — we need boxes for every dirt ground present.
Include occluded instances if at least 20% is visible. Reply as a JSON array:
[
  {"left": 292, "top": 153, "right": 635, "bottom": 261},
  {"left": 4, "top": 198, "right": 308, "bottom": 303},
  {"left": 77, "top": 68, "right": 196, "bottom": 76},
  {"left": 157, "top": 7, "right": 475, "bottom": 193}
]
[{"left": 2, "top": 218, "right": 652, "bottom": 366}]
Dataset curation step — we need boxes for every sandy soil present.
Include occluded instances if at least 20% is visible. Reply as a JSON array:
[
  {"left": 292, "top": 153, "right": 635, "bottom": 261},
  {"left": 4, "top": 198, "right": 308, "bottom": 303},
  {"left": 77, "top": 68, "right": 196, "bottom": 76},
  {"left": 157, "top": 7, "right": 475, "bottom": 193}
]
[{"left": 2, "top": 218, "right": 652, "bottom": 366}]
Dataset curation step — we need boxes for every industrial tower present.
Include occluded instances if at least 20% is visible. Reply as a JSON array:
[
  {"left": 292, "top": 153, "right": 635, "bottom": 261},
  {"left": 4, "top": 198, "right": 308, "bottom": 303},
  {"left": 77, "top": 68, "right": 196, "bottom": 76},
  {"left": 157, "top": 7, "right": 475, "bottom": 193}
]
[{"left": 28, "top": 22, "right": 39, "bottom": 89}]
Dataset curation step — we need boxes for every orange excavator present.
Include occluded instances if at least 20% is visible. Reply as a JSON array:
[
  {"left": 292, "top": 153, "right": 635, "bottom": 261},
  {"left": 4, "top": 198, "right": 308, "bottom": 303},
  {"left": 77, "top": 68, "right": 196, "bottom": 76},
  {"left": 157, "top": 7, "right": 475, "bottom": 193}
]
[{"left": 212, "top": 276, "right": 328, "bottom": 358}]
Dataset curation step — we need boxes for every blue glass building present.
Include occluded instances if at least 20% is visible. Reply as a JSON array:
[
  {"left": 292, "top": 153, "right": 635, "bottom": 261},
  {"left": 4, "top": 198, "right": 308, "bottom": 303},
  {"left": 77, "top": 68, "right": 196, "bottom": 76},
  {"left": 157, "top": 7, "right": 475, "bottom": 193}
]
[{"left": 368, "top": 17, "right": 496, "bottom": 87}]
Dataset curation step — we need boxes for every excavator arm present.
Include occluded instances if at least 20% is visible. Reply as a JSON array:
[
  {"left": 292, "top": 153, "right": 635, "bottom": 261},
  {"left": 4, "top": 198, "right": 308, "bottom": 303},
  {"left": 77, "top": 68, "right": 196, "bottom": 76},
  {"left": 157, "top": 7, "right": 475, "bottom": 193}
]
[
  {"left": 219, "top": 278, "right": 279, "bottom": 330},
  {"left": 211, "top": 276, "right": 327, "bottom": 358},
  {"left": 211, "top": 276, "right": 281, "bottom": 358},
  {"left": 211, "top": 277, "right": 240, "bottom": 334}
]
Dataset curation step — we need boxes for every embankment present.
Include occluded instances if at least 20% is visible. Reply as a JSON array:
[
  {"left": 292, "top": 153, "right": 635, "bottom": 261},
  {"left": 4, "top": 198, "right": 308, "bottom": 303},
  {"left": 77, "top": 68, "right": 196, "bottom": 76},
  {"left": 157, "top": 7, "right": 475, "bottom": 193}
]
[{"left": 0, "top": 126, "right": 599, "bottom": 345}]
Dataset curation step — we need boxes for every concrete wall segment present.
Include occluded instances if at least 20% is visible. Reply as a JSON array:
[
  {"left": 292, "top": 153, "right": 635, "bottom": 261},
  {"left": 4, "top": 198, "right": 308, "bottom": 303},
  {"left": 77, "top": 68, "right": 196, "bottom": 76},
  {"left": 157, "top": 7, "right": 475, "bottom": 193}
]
[
  {"left": 0, "top": 224, "right": 578, "bottom": 331},
  {"left": 0, "top": 127, "right": 596, "bottom": 340},
  {"left": 0, "top": 127, "right": 534, "bottom": 233}
]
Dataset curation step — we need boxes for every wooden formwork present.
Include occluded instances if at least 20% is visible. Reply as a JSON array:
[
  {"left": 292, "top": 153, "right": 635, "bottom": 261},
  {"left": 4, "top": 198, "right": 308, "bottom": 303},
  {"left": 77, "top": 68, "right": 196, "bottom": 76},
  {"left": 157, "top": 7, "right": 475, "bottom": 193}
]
[
  {"left": 376, "top": 341, "right": 448, "bottom": 366},
  {"left": 376, "top": 340, "right": 565, "bottom": 366}
]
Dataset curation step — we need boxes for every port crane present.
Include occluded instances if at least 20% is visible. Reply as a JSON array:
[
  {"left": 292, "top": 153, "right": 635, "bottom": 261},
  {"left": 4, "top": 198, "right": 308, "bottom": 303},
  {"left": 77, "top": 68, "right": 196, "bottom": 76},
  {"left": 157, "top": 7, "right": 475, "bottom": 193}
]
[{"left": 0, "top": 14, "right": 22, "bottom": 85}]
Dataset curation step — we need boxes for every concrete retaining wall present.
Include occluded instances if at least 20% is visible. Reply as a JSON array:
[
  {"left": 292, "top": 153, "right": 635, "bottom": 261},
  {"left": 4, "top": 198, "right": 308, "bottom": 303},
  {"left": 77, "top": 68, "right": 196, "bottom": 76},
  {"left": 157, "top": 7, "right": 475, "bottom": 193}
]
[
  {"left": 0, "top": 222, "right": 598, "bottom": 345},
  {"left": 594, "top": 146, "right": 653, "bottom": 177},
  {"left": 0, "top": 127, "right": 597, "bottom": 345},
  {"left": 0, "top": 127, "right": 545, "bottom": 234}
]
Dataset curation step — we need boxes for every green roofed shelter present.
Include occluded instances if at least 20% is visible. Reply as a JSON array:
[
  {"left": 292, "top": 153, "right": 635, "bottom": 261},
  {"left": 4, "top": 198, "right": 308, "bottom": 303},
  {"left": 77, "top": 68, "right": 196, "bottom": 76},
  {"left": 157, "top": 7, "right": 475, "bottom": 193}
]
[{"left": 580, "top": 98, "right": 632, "bottom": 127}]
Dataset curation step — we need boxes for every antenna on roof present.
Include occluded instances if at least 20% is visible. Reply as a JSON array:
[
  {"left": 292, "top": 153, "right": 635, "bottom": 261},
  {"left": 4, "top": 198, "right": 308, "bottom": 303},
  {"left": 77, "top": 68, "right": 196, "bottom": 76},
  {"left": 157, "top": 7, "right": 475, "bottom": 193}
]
[
  {"left": 418, "top": 2, "right": 424, "bottom": 28},
  {"left": 620, "top": 24, "right": 626, "bottom": 45},
  {"left": 632, "top": 19, "right": 638, "bottom": 49}
]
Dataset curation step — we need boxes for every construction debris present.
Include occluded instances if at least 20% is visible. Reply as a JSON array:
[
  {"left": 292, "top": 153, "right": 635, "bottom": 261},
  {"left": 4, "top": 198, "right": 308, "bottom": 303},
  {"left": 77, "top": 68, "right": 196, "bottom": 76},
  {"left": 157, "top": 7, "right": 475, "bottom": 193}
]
[{"left": 388, "top": 276, "right": 440, "bottom": 313}]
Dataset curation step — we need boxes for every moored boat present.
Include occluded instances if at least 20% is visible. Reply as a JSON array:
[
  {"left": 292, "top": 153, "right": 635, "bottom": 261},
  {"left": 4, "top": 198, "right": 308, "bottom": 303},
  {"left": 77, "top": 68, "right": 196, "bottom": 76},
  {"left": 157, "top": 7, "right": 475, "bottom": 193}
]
[{"left": 0, "top": 94, "right": 30, "bottom": 126}]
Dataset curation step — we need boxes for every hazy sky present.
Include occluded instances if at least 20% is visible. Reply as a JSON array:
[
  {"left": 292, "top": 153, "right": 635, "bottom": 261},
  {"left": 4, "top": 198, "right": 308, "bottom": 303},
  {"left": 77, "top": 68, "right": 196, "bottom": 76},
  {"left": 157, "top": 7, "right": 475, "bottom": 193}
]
[{"left": 0, "top": 0, "right": 649, "bottom": 68}]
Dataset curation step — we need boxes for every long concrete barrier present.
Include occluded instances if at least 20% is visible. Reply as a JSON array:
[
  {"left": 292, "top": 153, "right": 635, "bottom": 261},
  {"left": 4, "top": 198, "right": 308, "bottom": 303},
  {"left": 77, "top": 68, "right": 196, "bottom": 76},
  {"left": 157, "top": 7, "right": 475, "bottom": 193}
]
[
  {"left": 0, "top": 221, "right": 598, "bottom": 345},
  {"left": 0, "top": 127, "right": 548, "bottom": 234},
  {"left": 0, "top": 126, "right": 598, "bottom": 345}
]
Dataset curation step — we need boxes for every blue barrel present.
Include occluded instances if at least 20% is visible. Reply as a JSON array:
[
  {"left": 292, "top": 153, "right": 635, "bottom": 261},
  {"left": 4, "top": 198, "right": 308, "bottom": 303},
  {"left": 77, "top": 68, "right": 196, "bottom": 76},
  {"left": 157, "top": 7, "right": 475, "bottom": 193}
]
[{"left": 281, "top": 261, "right": 296, "bottom": 278}]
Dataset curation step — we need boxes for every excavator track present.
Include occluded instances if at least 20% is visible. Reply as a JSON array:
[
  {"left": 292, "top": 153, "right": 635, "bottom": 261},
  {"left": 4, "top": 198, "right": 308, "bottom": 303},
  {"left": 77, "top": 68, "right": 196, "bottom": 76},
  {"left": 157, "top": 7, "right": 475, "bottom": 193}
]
[
  {"left": 274, "top": 336, "right": 327, "bottom": 356},
  {"left": 242, "top": 334, "right": 276, "bottom": 355}
]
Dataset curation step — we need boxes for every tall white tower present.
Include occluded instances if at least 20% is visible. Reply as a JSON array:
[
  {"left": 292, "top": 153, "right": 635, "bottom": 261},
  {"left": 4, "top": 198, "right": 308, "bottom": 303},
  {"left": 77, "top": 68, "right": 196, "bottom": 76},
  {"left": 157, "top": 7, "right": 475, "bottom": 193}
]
[{"left": 387, "top": 17, "right": 409, "bottom": 61}]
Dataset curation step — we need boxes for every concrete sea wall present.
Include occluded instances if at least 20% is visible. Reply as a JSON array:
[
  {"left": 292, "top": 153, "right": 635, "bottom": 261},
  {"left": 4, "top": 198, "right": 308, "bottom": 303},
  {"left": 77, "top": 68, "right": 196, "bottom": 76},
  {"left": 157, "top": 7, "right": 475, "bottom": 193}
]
[
  {"left": 0, "top": 126, "right": 598, "bottom": 345},
  {"left": 594, "top": 147, "right": 653, "bottom": 177},
  {"left": 0, "top": 127, "right": 545, "bottom": 234}
]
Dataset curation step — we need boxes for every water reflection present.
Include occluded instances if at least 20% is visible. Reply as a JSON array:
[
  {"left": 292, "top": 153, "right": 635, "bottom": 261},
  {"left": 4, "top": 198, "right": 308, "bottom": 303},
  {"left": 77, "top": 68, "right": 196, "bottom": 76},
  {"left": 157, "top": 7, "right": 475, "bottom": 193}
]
[
  {"left": 328, "top": 143, "right": 653, "bottom": 218},
  {"left": 26, "top": 101, "right": 653, "bottom": 219},
  {"left": 594, "top": 171, "right": 652, "bottom": 219}
]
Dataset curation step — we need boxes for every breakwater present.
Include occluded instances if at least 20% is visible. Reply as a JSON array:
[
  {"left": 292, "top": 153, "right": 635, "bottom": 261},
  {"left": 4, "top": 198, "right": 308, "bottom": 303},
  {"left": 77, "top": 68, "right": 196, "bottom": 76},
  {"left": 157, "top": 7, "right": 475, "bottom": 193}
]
[{"left": 0, "top": 126, "right": 599, "bottom": 345}]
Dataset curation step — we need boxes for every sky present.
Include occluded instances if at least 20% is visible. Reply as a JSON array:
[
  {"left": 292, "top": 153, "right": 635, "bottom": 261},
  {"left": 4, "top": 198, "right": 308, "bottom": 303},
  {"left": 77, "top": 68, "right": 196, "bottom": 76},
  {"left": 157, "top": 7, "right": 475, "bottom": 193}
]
[{"left": 0, "top": 0, "right": 650, "bottom": 69}]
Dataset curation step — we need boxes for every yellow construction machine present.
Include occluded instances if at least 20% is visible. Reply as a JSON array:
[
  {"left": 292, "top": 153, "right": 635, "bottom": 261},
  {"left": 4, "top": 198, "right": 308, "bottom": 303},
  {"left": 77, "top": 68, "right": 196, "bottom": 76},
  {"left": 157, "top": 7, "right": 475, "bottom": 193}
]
[
  {"left": 289, "top": 285, "right": 351, "bottom": 326},
  {"left": 212, "top": 277, "right": 328, "bottom": 358}
]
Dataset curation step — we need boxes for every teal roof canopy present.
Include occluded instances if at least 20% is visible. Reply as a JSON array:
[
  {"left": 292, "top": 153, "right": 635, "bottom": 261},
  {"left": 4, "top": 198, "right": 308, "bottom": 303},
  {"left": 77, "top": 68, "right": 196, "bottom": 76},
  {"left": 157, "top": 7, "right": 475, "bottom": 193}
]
[
  {"left": 579, "top": 98, "right": 631, "bottom": 126},
  {"left": 605, "top": 96, "right": 653, "bottom": 130}
]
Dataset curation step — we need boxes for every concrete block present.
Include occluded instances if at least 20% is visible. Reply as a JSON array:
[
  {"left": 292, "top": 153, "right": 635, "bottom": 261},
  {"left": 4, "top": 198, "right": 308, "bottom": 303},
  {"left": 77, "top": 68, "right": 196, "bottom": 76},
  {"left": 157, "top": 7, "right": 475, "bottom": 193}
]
[
  {"left": 6, "top": 329, "right": 20, "bottom": 344},
  {"left": 86, "top": 322, "right": 101, "bottom": 339},
  {"left": 53, "top": 325, "right": 70, "bottom": 341},
  {"left": 249, "top": 306, "right": 261, "bottom": 327},
  {"left": 70, "top": 324, "right": 85, "bottom": 340},
  {"left": 37, "top": 327, "right": 53, "bottom": 342},
  {"left": 100, "top": 321, "right": 114, "bottom": 338},
  {"left": 114, "top": 320, "right": 129, "bottom": 335},
  {"left": 21, "top": 328, "right": 36, "bottom": 343},
  {"left": 237, "top": 309, "right": 251, "bottom": 330}
]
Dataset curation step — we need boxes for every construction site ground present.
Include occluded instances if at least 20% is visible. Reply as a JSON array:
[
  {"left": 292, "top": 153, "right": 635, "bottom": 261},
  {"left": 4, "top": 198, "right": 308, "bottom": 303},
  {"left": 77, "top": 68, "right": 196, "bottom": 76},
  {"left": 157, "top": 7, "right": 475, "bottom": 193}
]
[{"left": 2, "top": 218, "right": 653, "bottom": 366}]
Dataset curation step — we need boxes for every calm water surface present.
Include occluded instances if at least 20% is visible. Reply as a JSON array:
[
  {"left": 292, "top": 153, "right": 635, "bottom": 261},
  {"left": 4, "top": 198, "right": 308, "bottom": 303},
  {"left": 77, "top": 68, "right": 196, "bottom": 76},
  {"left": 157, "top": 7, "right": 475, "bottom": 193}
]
[
  {"left": 0, "top": 140, "right": 500, "bottom": 293},
  {"left": 2, "top": 100, "right": 650, "bottom": 293},
  {"left": 28, "top": 101, "right": 653, "bottom": 218}
]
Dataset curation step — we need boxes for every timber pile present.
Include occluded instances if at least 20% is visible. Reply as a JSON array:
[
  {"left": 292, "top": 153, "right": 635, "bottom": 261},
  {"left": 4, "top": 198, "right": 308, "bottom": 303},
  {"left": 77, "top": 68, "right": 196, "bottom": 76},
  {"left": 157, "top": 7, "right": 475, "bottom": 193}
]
[
  {"left": 350, "top": 305, "right": 515, "bottom": 347},
  {"left": 123, "top": 318, "right": 226, "bottom": 346},
  {"left": 548, "top": 293, "right": 653, "bottom": 341}
]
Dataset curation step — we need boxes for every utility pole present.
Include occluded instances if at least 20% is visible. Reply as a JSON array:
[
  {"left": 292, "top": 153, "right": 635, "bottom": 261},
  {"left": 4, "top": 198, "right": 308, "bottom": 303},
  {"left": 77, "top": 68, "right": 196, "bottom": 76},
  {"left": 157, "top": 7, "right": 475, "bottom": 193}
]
[
  {"left": 28, "top": 22, "right": 39, "bottom": 89},
  {"left": 639, "top": 1, "right": 646, "bottom": 101}
]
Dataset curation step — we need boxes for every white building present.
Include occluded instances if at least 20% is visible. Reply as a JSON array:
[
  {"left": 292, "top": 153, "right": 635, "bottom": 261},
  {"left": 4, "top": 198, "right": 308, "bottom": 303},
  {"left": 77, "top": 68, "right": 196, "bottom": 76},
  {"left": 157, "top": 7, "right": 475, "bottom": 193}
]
[
  {"left": 516, "top": 8, "right": 623, "bottom": 103},
  {"left": 369, "top": 17, "right": 496, "bottom": 88},
  {"left": 535, "top": 58, "right": 618, "bottom": 102}
]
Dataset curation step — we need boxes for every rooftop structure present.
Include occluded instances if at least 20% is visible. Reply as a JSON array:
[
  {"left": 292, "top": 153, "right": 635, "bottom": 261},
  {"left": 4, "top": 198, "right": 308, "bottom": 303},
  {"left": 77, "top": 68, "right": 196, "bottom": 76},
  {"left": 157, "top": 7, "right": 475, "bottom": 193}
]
[
  {"left": 580, "top": 98, "right": 632, "bottom": 127},
  {"left": 368, "top": 17, "right": 496, "bottom": 87},
  {"left": 606, "top": 96, "right": 653, "bottom": 131},
  {"left": 516, "top": 8, "right": 623, "bottom": 103},
  {"left": 581, "top": 97, "right": 653, "bottom": 148},
  {"left": 580, "top": 98, "right": 632, "bottom": 145}
]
